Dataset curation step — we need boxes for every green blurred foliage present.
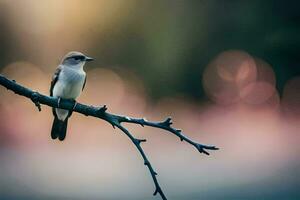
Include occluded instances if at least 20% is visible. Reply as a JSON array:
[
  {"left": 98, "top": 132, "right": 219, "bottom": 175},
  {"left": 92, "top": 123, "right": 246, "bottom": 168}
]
[{"left": 0, "top": 0, "right": 299, "bottom": 101}]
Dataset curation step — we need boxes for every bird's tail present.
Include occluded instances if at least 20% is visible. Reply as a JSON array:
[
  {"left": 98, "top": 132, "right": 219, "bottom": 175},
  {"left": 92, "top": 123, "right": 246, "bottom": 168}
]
[{"left": 51, "top": 117, "right": 68, "bottom": 141}]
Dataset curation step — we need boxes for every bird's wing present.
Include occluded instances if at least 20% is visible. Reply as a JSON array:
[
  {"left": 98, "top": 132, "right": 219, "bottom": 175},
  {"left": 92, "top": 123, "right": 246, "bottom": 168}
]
[
  {"left": 82, "top": 74, "right": 87, "bottom": 91},
  {"left": 50, "top": 66, "right": 62, "bottom": 96},
  {"left": 50, "top": 66, "right": 62, "bottom": 117}
]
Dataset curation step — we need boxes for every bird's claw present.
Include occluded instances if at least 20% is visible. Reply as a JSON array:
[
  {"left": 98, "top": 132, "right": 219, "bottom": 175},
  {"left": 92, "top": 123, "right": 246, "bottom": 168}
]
[
  {"left": 58, "top": 97, "right": 62, "bottom": 108},
  {"left": 57, "top": 98, "right": 77, "bottom": 110},
  {"left": 72, "top": 101, "right": 77, "bottom": 110},
  {"left": 31, "top": 92, "right": 41, "bottom": 111}
]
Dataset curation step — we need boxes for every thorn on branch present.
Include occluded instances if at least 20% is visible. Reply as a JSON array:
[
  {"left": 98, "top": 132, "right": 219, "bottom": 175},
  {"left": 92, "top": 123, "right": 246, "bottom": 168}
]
[
  {"left": 144, "top": 160, "right": 150, "bottom": 166},
  {"left": 110, "top": 117, "right": 120, "bottom": 129},
  {"left": 110, "top": 119, "right": 117, "bottom": 129},
  {"left": 133, "top": 138, "right": 147, "bottom": 145},
  {"left": 30, "top": 92, "right": 41, "bottom": 112},
  {"left": 176, "top": 129, "right": 182, "bottom": 133},
  {"left": 140, "top": 139, "right": 147, "bottom": 143},
  {"left": 139, "top": 117, "right": 148, "bottom": 127},
  {"left": 97, "top": 105, "right": 107, "bottom": 114},
  {"left": 153, "top": 187, "right": 162, "bottom": 196},
  {"left": 161, "top": 117, "right": 172, "bottom": 127}
]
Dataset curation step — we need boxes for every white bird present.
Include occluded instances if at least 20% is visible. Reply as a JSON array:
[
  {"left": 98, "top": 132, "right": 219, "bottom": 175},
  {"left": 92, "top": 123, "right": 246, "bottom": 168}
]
[{"left": 50, "top": 51, "right": 93, "bottom": 141}]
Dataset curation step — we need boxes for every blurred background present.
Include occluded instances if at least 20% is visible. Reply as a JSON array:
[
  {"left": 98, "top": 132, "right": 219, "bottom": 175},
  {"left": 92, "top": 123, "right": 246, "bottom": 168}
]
[{"left": 0, "top": 0, "right": 299, "bottom": 199}]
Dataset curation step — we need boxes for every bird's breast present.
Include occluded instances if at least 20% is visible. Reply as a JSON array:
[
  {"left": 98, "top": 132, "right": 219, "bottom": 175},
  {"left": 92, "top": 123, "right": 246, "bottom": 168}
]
[{"left": 53, "top": 68, "right": 85, "bottom": 99}]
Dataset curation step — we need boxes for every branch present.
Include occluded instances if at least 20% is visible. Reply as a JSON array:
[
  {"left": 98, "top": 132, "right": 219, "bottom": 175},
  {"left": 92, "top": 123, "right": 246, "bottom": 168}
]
[
  {"left": 114, "top": 124, "right": 166, "bottom": 199},
  {"left": 0, "top": 74, "right": 218, "bottom": 200}
]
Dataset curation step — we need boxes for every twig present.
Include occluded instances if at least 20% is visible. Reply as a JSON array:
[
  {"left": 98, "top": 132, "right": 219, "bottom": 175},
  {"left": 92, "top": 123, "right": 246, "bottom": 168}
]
[
  {"left": 114, "top": 124, "right": 166, "bottom": 199},
  {"left": 115, "top": 116, "right": 218, "bottom": 155},
  {"left": 0, "top": 74, "right": 218, "bottom": 200}
]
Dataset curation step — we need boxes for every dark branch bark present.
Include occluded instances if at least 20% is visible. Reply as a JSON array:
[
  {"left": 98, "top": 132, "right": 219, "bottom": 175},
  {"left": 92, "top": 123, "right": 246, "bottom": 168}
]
[{"left": 0, "top": 74, "right": 218, "bottom": 200}]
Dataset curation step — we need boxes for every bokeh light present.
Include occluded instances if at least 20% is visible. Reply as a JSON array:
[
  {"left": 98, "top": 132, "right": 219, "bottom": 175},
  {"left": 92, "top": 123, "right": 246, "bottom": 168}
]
[
  {"left": 0, "top": 1, "right": 299, "bottom": 200},
  {"left": 203, "top": 50, "right": 257, "bottom": 105},
  {"left": 281, "top": 76, "right": 300, "bottom": 120}
]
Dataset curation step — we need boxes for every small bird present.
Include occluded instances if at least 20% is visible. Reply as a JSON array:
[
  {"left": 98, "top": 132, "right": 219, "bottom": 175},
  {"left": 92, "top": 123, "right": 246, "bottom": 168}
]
[{"left": 50, "top": 51, "right": 93, "bottom": 141}]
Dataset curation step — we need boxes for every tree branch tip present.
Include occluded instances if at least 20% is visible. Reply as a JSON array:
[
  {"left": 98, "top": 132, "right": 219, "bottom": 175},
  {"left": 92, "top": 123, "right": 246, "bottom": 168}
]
[
  {"left": 176, "top": 129, "right": 182, "bottom": 133},
  {"left": 210, "top": 146, "right": 219, "bottom": 150},
  {"left": 139, "top": 139, "right": 147, "bottom": 143},
  {"left": 195, "top": 144, "right": 219, "bottom": 155},
  {"left": 204, "top": 145, "right": 219, "bottom": 150},
  {"left": 196, "top": 147, "right": 209, "bottom": 155}
]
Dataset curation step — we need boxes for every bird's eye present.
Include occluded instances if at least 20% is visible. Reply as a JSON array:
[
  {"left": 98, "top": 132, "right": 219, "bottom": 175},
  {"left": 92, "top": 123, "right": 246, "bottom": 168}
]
[
  {"left": 73, "top": 56, "right": 80, "bottom": 60},
  {"left": 73, "top": 55, "right": 84, "bottom": 61}
]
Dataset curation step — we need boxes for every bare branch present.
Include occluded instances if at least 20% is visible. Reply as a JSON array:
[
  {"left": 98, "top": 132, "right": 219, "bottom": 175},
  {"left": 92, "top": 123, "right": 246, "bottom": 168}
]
[
  {"left": 115, "top": 116, "right": 219, "bottom": 155},
  {"left": 0, "top": 74, "right": 218, "bottom": 200},
  {"left": 114, "top": 124, "right": 167, "bottom": 199}
]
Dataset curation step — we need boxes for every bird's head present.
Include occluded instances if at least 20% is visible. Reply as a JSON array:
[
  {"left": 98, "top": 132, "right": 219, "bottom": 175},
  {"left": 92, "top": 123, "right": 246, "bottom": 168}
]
[{"left": 61, "top": 51, "right": 93, "bottom": 69}]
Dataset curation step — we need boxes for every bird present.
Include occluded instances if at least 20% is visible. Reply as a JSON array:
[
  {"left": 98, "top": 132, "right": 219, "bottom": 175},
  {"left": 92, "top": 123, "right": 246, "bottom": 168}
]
[{"left": 50, "top": 51, "right": 93, "bottom": 141}]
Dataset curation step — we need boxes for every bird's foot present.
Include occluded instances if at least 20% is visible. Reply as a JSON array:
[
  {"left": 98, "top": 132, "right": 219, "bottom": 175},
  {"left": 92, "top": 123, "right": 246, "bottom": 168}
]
[
  {"left": 71, "top": 100, "right": 77, "bottom": 110},
  {"left": 57, "top": 97, "right": 62, "bottom": 108},
  {"left": 31, "top": 92, "right": 42, "bottom": 111}
]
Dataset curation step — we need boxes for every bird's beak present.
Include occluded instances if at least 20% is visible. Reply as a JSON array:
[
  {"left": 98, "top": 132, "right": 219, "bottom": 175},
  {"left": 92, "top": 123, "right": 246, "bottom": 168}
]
[{"left": 85, "top": 56, "right": 94, "bottom": 61}]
